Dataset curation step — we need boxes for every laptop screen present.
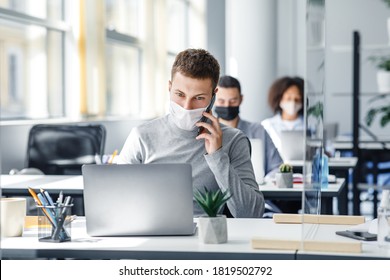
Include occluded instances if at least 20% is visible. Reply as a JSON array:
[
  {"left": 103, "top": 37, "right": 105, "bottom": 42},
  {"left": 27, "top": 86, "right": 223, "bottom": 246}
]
[
  {"left": 249, "top": 138, "right": 265, "bottom": 184},
  {"left": 82, "top": 164, "right": 194, "bottom": 236}
]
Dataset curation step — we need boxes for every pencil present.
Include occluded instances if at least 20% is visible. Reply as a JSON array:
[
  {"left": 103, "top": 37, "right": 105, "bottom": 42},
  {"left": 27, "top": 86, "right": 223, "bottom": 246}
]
[
  {"left": 108, "top": 149, "right": 118, "bottom": 164},
  {"left": 28, "top": 187, "right": 55, "bottom": 226}
]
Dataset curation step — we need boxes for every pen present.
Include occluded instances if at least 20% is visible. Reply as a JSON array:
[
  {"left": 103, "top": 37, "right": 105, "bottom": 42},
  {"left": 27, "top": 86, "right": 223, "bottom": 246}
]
[
  {"left": 37, "top": 193, "right": 57, "bottom": 225},
  {"left": 41, "top": 188, "right": 55, "bottom": 206},
  {"left": 56, "top": 191, "right": 63, "bottom": 205},
  {"left": 95, "top": 153, "right": 102, "bottom": 164},
  {"left": 108, "top": 149, "right": 118, "bottom": 164},
  {"left": 28, "top": 187, "right": 55, "bottom": 226}
]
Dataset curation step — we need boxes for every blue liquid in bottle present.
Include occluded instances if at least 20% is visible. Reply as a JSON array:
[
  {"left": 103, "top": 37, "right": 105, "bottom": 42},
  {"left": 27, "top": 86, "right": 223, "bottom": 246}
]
[{"left": 321, "top": 153, "right": 329, "bottom": 189}]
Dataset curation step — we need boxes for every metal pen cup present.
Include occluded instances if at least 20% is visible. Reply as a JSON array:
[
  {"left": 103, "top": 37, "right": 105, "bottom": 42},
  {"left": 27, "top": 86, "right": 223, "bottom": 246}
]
[{"left": 37, "top": 204, "right": 73, "bottom": 243}]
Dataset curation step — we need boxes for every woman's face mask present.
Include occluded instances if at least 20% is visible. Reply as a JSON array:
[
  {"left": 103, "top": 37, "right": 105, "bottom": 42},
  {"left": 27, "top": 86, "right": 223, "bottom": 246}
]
[
  {"left": 169, "top": 101, "right": 206, "bottom": 131},
  {"left": 280, "top": 101, "right": 302, "bottom": 117}
]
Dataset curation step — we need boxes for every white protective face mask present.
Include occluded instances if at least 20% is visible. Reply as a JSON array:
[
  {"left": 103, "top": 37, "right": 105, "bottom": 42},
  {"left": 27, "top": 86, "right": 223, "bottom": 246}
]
[
  {"left": 169, "top": 101, "right": 206, "bottom": 131},
  {"left": 280, "top": 101, "right": 302, "bottom": 117}
]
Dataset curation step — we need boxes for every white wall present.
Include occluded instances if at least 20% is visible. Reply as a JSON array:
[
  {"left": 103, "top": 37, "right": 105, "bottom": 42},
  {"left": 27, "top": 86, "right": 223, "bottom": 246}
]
[
  {"left": 225, "top": 0, "right": 277, "bottom": 123},
  {"left": 325, "top": 0, "right": 390, "bottom": 137},
  {"left": 224, "top": 0, "right": 306, "bottom": 123}
]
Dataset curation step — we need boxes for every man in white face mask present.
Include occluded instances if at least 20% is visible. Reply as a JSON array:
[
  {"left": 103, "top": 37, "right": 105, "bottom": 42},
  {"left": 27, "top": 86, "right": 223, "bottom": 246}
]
[{"left": 117, "top": 49, "right": 265, "bottom": 218}]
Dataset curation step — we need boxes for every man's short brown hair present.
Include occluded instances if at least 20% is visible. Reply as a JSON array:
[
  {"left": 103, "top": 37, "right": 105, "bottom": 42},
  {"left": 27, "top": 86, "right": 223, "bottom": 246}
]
[{"left": 171, "top": 48, "right": 220, "bottom": 90}]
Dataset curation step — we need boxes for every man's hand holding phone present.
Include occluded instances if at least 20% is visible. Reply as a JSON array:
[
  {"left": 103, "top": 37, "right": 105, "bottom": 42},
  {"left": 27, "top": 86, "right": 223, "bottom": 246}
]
[{"left": 195, "top": 111, "right": 222, "bottom": 154}]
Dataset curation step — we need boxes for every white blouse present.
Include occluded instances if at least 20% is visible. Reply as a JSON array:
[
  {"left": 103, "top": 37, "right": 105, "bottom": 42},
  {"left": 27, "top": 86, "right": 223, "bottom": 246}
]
[{"left": 261, "top": 114, "right": 304, "bottom": 152}]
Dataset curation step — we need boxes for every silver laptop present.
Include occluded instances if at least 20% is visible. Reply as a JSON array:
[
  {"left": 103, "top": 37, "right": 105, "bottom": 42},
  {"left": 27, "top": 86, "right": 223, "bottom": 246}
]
[
  {"left": 279, "top": 130, "right": 305, "bottom": 161},
  {"left": 82, "top": 164, "right": 195, "bottom": 237},
  {"left": 249, "top": 138, "right": 265, "bottom": 184}
]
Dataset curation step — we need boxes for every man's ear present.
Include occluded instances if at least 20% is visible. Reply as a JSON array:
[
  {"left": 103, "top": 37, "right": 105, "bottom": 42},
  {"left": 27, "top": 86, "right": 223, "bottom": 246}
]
[
  {"left": 239, "top": 94, "right": 244, "bottom": 105},
  {"left": 168, "top": 80, "right": 172, "bottom": 92},
  {"left": 214, "top": 87, "right": 218, "bottom": 95}
]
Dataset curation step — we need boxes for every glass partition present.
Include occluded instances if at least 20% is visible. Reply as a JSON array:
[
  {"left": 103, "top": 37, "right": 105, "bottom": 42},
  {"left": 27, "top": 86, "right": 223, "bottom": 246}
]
[{"left": 302, "top": 0, "right": 326, "bottom": 243}]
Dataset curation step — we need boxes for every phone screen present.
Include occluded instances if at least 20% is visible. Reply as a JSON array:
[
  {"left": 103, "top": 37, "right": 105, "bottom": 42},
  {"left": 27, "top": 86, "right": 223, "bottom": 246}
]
[
  {"left": 336, "top": 230, "right": 377, "bottom": 241},
  {"left": 197, "top": 94, "right": 216, "bottom": 136}
]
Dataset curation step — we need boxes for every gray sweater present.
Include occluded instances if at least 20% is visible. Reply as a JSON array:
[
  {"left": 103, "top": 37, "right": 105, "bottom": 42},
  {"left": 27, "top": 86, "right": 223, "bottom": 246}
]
[
  {"left": 117, "top": 114, "right": 265, "bottom": 218},
  {"left": 237, "top": 119, "right": 283, "bottom": 177}
]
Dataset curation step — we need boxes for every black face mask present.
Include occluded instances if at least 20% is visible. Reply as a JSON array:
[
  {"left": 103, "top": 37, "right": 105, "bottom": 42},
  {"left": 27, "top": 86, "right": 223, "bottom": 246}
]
[{"left": 215, "top": 106, "right": 240, "bottom": 121}]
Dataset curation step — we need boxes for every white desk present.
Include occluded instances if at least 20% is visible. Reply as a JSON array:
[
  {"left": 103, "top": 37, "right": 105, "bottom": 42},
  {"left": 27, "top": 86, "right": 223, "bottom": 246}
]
[
  {"left": 1, "top": 218, "right": 295, "bottom": 260},
  {"left": 259, "top": 179, "right": 346, "bottom": 215},
  {"left": 333, "top": 137, "right": 390, "bottom": 150},
  {"left": 1, "top": 175, "right": 345, "bottom": 215},
  {"left": 2, "top": 218, "right": 389, "bottom": 260},
  {"left": 1, "top": 175, "right": 83, "bottom": 196},
  {"left": 285, "top": 157, "right": 358, "bottom": 169},
  {"left": 1, "top": 175, "right": 84, "bottom": 215}
]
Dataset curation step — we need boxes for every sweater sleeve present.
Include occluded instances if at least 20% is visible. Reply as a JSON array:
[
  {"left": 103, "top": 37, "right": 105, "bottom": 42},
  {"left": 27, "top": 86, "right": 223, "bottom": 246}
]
[
  {"left": 117, "top": 128, "right": 144, "bottom": 164},
  {"left": 204, "top": 133, "right": 265, "bottom": 218}
]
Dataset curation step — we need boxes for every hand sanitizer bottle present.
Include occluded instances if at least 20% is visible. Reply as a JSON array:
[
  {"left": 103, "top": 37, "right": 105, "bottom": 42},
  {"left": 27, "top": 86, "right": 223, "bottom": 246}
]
[
  {"left": 377, "top": 189, "right": 390, "bottom": 249},
  {"left": 321, "top": 153, "right": 329, "bottom": 189}
]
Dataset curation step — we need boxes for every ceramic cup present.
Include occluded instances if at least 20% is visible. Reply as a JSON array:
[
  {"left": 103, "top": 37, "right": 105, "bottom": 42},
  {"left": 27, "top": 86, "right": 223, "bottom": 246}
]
[{"left": 1, "top": 197, "right": 26, "bottom": 237}]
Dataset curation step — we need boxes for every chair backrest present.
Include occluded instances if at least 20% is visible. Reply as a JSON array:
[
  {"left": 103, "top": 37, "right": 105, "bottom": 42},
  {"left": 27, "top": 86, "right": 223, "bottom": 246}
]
[{"left": 26, "top": 124, "right": 106, "bottom": 175}]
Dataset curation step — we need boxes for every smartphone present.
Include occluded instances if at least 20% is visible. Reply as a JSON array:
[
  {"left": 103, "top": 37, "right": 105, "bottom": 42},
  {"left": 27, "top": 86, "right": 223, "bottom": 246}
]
[
  {"left": 197, "top": 94, "right": 216, "bottom": 136},
  {"left": 336, "top": 230, "right": 377, "bottom": 241}
]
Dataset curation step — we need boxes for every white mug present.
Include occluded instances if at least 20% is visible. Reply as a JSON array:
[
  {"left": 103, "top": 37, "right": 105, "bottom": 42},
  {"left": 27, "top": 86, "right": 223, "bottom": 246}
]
[{"left": 1, "top": 197, "right": 27, "bottom": 237}]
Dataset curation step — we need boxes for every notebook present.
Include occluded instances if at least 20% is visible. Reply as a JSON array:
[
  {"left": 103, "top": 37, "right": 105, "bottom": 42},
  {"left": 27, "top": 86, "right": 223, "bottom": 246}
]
[
  {"left": 82, "top": 163, "right": 195, "bottom": 237},
  {"left": 279, "top": 130, "right": 305, "bottom": 161},
  {"left": 249, "top": 138, "right": 265, "bottom": 184}
]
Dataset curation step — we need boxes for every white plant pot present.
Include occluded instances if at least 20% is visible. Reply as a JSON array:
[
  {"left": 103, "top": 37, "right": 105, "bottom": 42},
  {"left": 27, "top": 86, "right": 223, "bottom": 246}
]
[
  {"left": 376, "top": 70, "right": 390, "bottom": 94},
  {"left": 387, "top": 17, "right": 390, "bottom": 46},
  {"left": 198, "top": 215, "right": 227, "bottom": 244},
  {"left": 275, "top": 172, "right": 293, "bottom": 188}
]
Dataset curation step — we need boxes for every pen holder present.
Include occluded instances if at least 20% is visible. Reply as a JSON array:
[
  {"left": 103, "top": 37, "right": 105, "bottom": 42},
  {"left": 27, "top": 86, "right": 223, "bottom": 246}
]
[{"left": 37, "top": 204, "right": 73, "bottom": 243}]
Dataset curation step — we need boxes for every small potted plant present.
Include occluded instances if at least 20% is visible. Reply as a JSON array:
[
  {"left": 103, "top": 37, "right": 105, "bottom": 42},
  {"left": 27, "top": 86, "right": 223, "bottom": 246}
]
[
  {"left": 194, "top": 187, "right": 232, "bottom": 244},
  {"left": 368, "top": 55, "right": 390, "bottom": 93},
  {"left": 275, "top": 163, "right": 293, "bottom": 188}
]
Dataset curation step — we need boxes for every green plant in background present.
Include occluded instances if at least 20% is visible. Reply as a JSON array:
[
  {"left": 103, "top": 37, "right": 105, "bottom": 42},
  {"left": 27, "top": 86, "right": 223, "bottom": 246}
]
[
  {"left": 194, "top": 187, "right": 232, "bottom": 217},
  {"left": 309, "top": 0, "right": 325, "bottom": 6},
  {"left": 279, "top": 163, "right": 293, "bottom": 173},
  {"left": 365, "top": 95, "right": 390, "bottom": 127},
  {"left": 382, "top": 0, "right": 390, "bottom": 8},
  {"left": 307, "top": 101, "right": 324, "bottom": 120},
  {"left": 368, "top": 55, "right": 390, "bottom": 71}
]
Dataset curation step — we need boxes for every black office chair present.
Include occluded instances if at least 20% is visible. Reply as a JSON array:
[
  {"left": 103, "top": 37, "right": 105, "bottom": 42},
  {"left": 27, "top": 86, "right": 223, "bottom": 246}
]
[{"left": 26, "top": 124, "right": 106, "bottom": 175}]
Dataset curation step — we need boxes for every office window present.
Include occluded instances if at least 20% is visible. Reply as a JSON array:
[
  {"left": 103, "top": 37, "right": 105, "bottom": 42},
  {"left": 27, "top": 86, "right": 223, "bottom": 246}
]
[
  {"left": 106, "top": 43, "right": 140, "bottom": 117},
  {"left": 106, "top": 0, "right": 141, "bottom": 37},
  {"left": 0, "top": 4, "right": 66, "bottom": 120},
  {"left": 104, "top": 0, "right": 143, "bottom": 117},
  {"left": 167, "top": 0, "right": 187, "bottom": 54},
  {"left": 166, "top": 0, "right": 206, "bottom": 76},
  {"left": 0, "top": 0, "right": 62, "bottom": 20},
  {"left": 1, "top": 0, "right": 206, "bottom": 120}
]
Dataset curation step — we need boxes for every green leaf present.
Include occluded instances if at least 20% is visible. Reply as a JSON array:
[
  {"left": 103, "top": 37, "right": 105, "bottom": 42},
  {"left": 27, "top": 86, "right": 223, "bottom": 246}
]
[
  {"left": 193, "top": 187, "right": 232, "bottom": 217},
  {"left": 365, "top": 105, "right": 390, "bottom": 128}
]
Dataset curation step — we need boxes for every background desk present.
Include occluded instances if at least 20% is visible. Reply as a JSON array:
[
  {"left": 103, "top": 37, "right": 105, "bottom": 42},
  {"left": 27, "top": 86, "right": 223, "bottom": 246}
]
[
  {"left": 334, "top": 139, "right": 390, "bottom": 216},
  {"left": 1, "top": 175, "right": 83, "bottom": 196},
  {"left": 2, "top": 217, "right": 389, "bottom": 260},
  {"left": 286, "top": 157, "right": 358, "bottom": 215},
  {"left": 1, "top": 175, "right": 345, "bottom": 215},
  {"left": 260, "top": 179, "right": 346, "bottom": 215},
  {"left": 1, "top": 175, "right": 84, "bottom": 214}
]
